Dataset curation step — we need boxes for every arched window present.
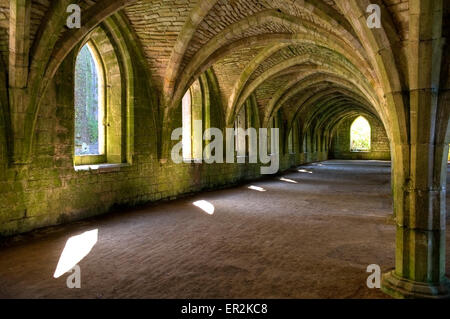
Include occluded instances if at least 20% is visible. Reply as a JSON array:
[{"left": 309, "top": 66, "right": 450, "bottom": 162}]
[
  {"left": 235, "top": 105, "right": 246, "bottom": 156},
  {"left": 267, "top": 115, "right": 279, "bottom": 155},
  {"left": 181, "top": 78, "right": 207, "bottom": 162},
  {"left": 74, "top": 43, "right": 104, "bottom": 157},
  {"left": 234, "top": 99, "right": 258, "bottom": 162},
  {"left": 350, "top": 116, "right": 371, "bottom": 152},
  {"left": 182, "top": 89, "right": 192, "bottom": 160},
  {"left": 288, "top": 129, "right": 294, "bottom": 154},
  {"left": 73, "top": 26, "right": 132, "bottom": 167}
]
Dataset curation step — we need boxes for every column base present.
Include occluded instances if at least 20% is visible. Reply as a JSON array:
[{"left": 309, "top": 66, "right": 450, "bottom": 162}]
[{"left": 381, "top": 270, "right": 450, "bottom": 299}]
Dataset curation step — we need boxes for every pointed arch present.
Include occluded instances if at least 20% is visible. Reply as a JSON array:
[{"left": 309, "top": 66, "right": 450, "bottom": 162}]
[
  {"left": 74, "top": 42, "right": 105, "bottom": 158},
  {"left": 350, "top": 116, "right": 371, "bottom": 152}
]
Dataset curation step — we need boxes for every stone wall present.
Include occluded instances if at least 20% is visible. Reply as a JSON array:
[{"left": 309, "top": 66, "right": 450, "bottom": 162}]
[
  {"left": 0, "top": 1, "right": 399, "bottom": 238},
  {"left": 0, "top": 50, "right": 324, "bottom": 238},
  {"left": 329, "top": 115, "right": 391, "bottom": 161}
]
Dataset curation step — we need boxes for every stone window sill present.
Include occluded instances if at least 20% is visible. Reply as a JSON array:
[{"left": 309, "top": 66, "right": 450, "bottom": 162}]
[{"left": 74, "top": 163, "right": 130, "bottom": 173}]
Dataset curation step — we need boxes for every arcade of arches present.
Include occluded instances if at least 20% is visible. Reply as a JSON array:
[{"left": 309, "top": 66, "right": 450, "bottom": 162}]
[{"left": 0, "top": 0, "right": 449, "bottom": 299}]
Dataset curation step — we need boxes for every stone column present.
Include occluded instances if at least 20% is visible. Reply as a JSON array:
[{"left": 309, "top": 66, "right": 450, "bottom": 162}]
[
  {"left": 382, "top": 140, "right": 449, "bottom": 298},
  {"left": 381, "top": 0, "right": 449, "bottom": 299}
]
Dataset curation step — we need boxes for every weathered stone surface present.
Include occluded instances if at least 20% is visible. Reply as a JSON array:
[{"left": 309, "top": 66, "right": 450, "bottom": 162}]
[
  {"left": 331, "top": 115, "right": 391, "bottom": 160},
  {"left": 0, "top": 0, "right": 448, "bottom": 299}
]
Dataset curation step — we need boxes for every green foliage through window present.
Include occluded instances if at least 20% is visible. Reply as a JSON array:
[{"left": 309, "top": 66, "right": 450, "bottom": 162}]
[
  {"left": 74, "top": 44, "right": 101, "bottom": 155},
  {"left": 350, "top": 116, "right": 371, "bottom": 152}
]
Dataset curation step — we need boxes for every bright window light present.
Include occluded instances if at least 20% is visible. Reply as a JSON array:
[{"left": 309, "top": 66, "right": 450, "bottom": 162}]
[
  {"left": 350, "top": 116, "right": 371, "bottom": 152},
  {"left": 74, "top": 43, "right": 104, "bottom": 156},
  {"left": 182, "top": 90, "right": 192, "bottom": 160}
]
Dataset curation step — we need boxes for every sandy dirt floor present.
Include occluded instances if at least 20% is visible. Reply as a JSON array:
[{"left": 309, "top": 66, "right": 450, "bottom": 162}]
[{"left": 0, "top": 160, "right": 449, "bottom": 299}]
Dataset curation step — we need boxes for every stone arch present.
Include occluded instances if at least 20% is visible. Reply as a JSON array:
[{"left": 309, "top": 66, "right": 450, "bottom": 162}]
[
  {"left": 327, "top": 112, "right": 391, "bottom": 160},
  {"left": 28, "top": 1, "right": 138, "bottom": 105},
  {"left": 72, "top": 25, "right": 128, "bottom": 165},
  {"left": 380, "top": 0, "right": 450, "bottom": 298},
  {"left": 263, "top": 73, "right": 377, "bottom": 128},
  {"left": 203, "top": 69, "right": 226, "bottom": 132},
  {"left": 163, "top": 0, "right": 220, "bottom": 98},
  {"left": 285, "top": 85, "right": 378, "bottom": 140},
  {"left": 307, "top": 108, "right": 369, "bottom": 157},
  {"left": 172, "top": 24, "right": 378, "bottom": 113},
  {"left": 232, "top": 54, "right": 379, "bottom": 127},
  {"left": 175, "top": 33, "right": 376, "bottom": 113},
  {"left": 188, "top": 78, "right": 203, "bottom": 161},
  {"left": 334, "top": 0, "right": 407, "bottom": 145},
  {"left": 175, "top": 69, "right": 224, "bottom": 163},
  {"left": 226, "top": 44, "right": 289, "bottom": 123},
  {"left": 292, "top": 90, "right": 378, "bottom": 156},
  {"left": 0, "top": 0, "right": 447, "bottom": 298},
  {"left": 165, "top": 5, "right": 377, "bottom": 106},
  {"left": 73, "top": 42, "right": 106, "bottom": 160},
  {"left": 8, "top": 1, "right": 143, "bottom": 164},
  {"left": 16, "top": 11, "right": 151, "bottom": 165},
  {"left": 437, "top": 33, "right": 450, "bottom": 160}
]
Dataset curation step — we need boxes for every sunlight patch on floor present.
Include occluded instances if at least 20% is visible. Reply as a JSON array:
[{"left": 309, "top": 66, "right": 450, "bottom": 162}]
[
  {"left": 280, "top": 177, "right": 298, "bottom": 184},
  {"left": 193, "top": 200, "right": 215, "bottom": 215},
  {"left": 248, "top": 185, "right": 266, "bottom": 192},
  {"left": 54, "top": 229, "right": 98, "bottom": 278}
]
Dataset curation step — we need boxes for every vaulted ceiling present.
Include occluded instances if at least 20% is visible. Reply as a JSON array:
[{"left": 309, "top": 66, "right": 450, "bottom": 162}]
[{"left": 0, "top": 0, "right": 447, "bottom": 151}]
